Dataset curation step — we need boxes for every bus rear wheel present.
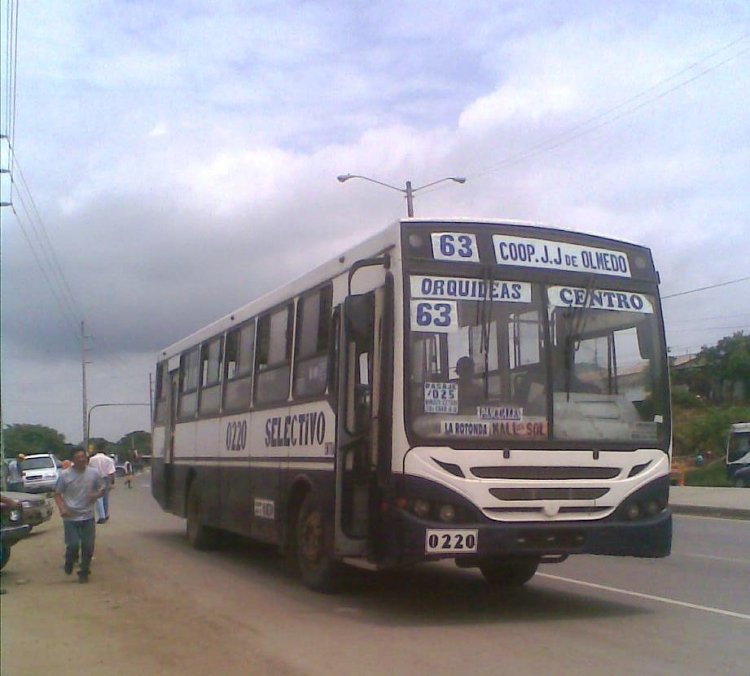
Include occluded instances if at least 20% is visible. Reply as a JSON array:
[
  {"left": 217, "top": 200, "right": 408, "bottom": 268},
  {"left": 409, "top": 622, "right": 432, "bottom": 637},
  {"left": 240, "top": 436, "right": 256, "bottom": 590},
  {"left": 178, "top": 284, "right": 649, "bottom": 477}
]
[
  {"left": 295, "top": 492, "right": 340, "bottom": 593},
  {"left": 479, "top": 557, "right": 540, "bottom": 587},
  {"left": 186, "top": 482, "right": 219, "bottom": 551}
]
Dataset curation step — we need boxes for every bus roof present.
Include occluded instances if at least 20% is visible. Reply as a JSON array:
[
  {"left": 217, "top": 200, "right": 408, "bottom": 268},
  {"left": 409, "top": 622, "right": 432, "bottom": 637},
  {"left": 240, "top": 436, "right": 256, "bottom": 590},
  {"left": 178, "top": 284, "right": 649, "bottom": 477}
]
[{"left": 157, "top": 218, "right": 654, "bottom": 361}]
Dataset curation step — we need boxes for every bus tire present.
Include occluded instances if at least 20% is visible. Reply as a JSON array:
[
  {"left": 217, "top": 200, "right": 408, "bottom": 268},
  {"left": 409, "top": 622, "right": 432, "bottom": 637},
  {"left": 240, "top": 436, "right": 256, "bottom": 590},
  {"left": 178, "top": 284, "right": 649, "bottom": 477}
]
[
  {"left": 479, "top": 556, "right": 539, "bottom": 587},
  {"left": 186, "top": 482, "right": 219, "bottom": 551},
  {"left": 295, "top": 492, "right": 340, "bottom": 593},
  {"left": 735, "top": 476, "right": 748, "bottom": 488}
]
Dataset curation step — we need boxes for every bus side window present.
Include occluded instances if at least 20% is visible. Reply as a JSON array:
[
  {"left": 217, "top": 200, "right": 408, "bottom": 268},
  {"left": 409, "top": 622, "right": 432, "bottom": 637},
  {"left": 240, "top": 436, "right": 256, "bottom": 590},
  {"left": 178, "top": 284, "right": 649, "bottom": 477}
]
[
  {"left": 178, "top": 347, "right": 200, "bottom": 419},
  {"left": 223, "top": 320, "right": 255, "bottom": 413},
  {"left": 255, "top": 304, "right": 293, "bottom": 405},
  {"left": 293, "top": 284, "right": 332, "bottom": 399},
  {"left": 199, "top": 336, "right": 223, "bottom": 415}
]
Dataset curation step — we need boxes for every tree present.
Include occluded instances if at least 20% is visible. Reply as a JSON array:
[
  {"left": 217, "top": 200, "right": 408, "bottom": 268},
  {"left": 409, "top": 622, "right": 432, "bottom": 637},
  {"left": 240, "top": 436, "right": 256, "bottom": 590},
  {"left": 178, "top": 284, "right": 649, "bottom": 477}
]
[{"left": 2, "top": 424, "right": 67, "bottom": 458}]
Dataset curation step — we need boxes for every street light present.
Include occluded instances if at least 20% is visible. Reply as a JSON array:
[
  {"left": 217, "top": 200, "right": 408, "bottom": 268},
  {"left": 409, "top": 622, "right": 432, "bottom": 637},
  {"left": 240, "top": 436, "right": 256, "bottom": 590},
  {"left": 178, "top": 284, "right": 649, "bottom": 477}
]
[
  {"left": 86, "top": 402, "right": 151, "bottom": 454},
  {"left": 337, "top": 174, "right": 466, "bottom": 217}
]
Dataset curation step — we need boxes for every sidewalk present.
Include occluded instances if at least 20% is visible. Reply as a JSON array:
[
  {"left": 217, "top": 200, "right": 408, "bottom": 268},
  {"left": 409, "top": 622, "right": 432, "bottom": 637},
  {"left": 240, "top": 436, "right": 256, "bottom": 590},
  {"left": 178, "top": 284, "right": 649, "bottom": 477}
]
[{"left": 670, "top": 486, "right": 750, "bottom": 519}]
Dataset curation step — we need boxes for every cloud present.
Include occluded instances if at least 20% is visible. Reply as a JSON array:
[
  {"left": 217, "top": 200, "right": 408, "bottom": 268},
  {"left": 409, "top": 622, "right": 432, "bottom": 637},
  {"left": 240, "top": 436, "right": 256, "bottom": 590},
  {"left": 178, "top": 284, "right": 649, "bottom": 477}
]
[{"left": 3, "top": 0, "right": 750, "bottom": 441}]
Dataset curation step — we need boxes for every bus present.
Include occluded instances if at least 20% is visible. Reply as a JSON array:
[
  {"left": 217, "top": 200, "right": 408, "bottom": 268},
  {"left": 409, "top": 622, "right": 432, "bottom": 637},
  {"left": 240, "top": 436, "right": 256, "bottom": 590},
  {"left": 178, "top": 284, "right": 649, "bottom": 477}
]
[
  {"left": 726, "top": 422, "right": 750, "bottom": 483},
  {"left": 151, "top": 218, "right": 672, "bottom": 591}
]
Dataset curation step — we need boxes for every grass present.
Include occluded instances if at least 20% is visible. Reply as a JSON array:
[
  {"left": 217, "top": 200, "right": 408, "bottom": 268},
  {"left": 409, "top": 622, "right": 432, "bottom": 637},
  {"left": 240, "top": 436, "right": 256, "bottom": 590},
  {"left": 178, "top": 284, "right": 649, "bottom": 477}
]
[{"left": 683, "top": 460, "right": 731, "bottom": 487}]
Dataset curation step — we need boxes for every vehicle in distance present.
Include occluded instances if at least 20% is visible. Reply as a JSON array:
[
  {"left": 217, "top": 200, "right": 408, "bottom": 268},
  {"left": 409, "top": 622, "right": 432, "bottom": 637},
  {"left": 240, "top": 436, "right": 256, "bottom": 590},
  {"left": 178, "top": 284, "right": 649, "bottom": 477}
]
[
  {"left": 20, "top": 454, "right": 61, "bottom": 494},
  {"left": 732, "top": 465, "right": 750, "bottom": 488},
  {"left": 726, "top": 422, "right": 750, "bottom": 483},
  {"left": 1, "top": 498, "right": 30, "bottom": 570},
  {"left": 1, "top": 491, "right": 53, "bottom": 529}
]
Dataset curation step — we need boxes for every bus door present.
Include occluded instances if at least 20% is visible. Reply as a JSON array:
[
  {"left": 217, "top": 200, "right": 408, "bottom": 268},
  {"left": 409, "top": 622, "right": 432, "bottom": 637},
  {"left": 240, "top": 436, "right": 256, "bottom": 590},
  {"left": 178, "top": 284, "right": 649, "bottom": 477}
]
[
  {"left": 335, "top": 257, "right": 392, "bottom": 557},
  {"left": 162, "top": 366, "right": 179, "bottom": 509}
]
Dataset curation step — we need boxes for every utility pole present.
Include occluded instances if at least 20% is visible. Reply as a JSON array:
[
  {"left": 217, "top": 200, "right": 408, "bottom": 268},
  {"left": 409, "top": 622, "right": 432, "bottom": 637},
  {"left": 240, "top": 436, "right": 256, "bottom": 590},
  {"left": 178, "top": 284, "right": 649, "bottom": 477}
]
[{"left": 81, "top": 321, "right": 89, "bottom": 448}]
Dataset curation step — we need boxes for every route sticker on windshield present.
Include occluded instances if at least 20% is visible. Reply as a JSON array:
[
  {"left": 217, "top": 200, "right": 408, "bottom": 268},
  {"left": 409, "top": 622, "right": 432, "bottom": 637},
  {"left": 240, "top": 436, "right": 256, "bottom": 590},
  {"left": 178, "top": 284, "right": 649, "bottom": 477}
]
[
  {"left": 424, "top": 382, "right": 458, "bottom": 414},
  {"left": 410, "top": 300, "right": 458, "bottom": 333},
  {"left": 431, "top": 233, "right": 480, "bottom": 262},
  {"left": 548, "top": 286, "right": 654, "bottom": 313},
  {"left": 477, "top": 406, "right": 523, "bottom": 421},
  {"left": 493, "top": 235, "right": 631, "bottom": 277},
  {"left": 426, "top": 529, "right": 478, "bottom": 554},
  {"left": 410, "top": 275, "right": 531, "bottom": 303}
]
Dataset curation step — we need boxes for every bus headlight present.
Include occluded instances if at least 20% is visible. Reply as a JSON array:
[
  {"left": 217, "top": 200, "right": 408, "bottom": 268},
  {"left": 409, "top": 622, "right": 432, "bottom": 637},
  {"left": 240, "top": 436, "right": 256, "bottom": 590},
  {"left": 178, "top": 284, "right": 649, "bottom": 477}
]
[
  {"left": 438, "top": 504, "right": 456, "bottom": 523},
  {"left": 625, "top": 503, "right": 640, "bottom": 520},
  {"left": 412, "top": 499, "right": 431, "bottom": 519}
]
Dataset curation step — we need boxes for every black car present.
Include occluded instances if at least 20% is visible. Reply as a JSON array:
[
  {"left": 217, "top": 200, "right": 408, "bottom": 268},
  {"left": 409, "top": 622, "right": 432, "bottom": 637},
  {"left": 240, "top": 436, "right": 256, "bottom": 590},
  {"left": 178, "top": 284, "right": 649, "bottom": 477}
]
[
  {"left": 1, "top": 499, "right": 31, "bottom": 570},
  {"left": 732, "top": 465, "right": 750, "bottom": 488}
]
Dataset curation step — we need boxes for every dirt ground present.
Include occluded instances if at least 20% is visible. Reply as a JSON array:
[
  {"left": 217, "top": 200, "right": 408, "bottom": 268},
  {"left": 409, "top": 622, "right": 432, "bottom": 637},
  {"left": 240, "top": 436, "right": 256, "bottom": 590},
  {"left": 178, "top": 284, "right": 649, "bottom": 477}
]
[{"left": 0, "top": 476, "right": 300, "bottom": 676}]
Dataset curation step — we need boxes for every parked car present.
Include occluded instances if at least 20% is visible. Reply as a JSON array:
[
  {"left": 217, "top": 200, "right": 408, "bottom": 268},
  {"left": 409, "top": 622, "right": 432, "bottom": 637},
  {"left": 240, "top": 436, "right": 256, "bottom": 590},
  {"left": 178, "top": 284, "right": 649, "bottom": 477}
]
[
  {"left": 20, "top": 454, "right": 61, "bottom": 494},
  {"left": 733, "top": 465, "right": 750, "bottom": 488},
  {"left": 1, "top": 490, "right": 53, "bottom": 529},
  {"left": 1, "top": 497, "right": 31, "bottom": 570}
]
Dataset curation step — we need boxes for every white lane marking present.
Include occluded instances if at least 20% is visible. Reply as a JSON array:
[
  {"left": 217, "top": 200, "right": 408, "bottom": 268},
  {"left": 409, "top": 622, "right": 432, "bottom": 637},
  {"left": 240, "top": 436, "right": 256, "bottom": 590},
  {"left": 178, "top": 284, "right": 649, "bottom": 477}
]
[
  {"left": 678, "top": 552, "right": 750, "bottom": 565},
  {"left": 538, "top": 573, "right": 750, "bottom": 621}
]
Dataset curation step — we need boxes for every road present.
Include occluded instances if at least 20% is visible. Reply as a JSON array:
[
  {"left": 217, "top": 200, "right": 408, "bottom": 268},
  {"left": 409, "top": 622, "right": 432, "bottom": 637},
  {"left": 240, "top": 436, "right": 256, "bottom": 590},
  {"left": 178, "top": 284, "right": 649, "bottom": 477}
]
[{"left": 2, "top": 475, "right": 748, "bottom": 675}]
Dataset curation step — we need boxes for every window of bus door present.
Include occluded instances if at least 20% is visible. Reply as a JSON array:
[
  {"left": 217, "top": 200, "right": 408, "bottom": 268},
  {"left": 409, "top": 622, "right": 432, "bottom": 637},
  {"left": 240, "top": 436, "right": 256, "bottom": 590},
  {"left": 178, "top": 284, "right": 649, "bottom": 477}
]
[
  {"left": 293, "top": 284, "right": 332, "bottom": 399},
  {"left": 255, "top": 304, "right": 293, "bottom": 405},
  {"left": 223, "top": 320, "right": 255, "bottom": 413},
  {"left": 547, "top": 285, "right": 667, "bottom": 444},
  {"left": 178, "top": 347, "right": 200, "bottom": 419},
  {"left": 199, "top": 336, "right": 223, "bottom": 415},
  {"left": 727, "top": 432, "right": 750, "bottom": 464},
  {"left": 408, "top": 276, "right": 549, "bottom": 442},
  {"left": 153, "top": 361, "right": 167, "bottom": 424}
]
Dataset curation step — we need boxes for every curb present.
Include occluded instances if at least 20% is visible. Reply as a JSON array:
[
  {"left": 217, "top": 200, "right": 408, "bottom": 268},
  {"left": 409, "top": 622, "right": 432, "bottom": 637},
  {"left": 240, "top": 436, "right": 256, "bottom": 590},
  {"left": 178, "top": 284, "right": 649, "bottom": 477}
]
[{"left": 671, "top": 505, "right": 750, "bottom": 520}]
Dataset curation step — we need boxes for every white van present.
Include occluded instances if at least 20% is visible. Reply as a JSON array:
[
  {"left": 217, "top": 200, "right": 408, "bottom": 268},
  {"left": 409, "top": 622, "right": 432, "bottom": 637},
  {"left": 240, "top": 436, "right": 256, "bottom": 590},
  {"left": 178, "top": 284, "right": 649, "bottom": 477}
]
[{"left": 21, "top": 454, "right": 62, "bottom": 494}]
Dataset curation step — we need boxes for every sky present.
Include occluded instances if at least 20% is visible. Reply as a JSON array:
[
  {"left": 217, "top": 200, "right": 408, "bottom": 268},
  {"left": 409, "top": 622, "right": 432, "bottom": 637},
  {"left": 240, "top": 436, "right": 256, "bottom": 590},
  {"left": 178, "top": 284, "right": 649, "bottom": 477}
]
[{"left": 1, "top": 0, "right": 749, "bottom": 445}]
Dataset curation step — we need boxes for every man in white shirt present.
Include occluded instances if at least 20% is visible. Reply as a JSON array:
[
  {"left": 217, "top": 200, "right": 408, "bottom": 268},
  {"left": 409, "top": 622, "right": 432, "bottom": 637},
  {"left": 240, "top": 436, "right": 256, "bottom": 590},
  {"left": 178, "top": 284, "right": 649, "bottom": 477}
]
[{"left": 87, "top": 449, "right": 115, "bottom": 523}]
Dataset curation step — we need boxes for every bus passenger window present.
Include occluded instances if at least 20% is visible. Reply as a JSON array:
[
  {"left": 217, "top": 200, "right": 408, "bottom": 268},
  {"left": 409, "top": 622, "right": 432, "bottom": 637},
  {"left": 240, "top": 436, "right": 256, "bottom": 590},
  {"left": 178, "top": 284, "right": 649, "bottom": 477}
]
[
  {"left": 178, "top": 347, "right": 200, "bottom": 419},
  {"left": 293, "top": 285, "right": 332, "bottom": 399},
  {"left": 199, "top": 336, "right": 223, "bottom": 415},
  {"left": 223, "top": 321, "right": 255, "bottom": 413},
  {"left": 255, "top": 304, "right": 293, "bottom": 405}
]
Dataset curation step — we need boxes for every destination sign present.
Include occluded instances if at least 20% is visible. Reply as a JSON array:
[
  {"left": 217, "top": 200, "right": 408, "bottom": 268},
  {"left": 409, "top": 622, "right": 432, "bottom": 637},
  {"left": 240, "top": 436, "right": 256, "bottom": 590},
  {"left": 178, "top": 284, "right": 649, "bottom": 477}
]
[
  {"left": 548, "top": 286, "right": 654, "bottom": 313},
  {"left": 411, "top": 275, "right": 531, "bottom": 302},
  {"left": 493, "top": 235, "right": 631, "bottom": 278}
]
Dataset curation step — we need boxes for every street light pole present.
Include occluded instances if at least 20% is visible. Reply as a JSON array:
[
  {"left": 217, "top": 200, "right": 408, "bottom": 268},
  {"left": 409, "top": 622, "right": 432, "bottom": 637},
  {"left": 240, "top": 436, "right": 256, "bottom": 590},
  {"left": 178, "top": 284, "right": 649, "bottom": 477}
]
[
  {"left": 86, "top": 402, "right": 151, "bottom": 454},
  {"left": 337, "top": 174, "right": 465, "bottom": 217}
]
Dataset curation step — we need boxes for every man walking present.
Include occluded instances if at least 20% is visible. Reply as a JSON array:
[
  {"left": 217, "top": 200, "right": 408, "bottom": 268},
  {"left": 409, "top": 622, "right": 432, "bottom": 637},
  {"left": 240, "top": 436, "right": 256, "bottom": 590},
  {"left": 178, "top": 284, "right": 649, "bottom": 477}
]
[
  {"left": 54, "top": 447, "right": 104, "bottom": 583},
  {"left": 6, "top": 454, "right": 25, "bottom": 492},
  {"left": 88, "top": 447, "right": 116, "bottom": 523}
]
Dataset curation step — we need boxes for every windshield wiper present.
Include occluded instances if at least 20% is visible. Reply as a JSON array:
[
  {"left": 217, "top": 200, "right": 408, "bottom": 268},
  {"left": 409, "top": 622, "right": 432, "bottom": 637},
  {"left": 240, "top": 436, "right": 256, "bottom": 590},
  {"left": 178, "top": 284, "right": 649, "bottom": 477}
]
[{"left": 563, "top": 276, "right": 597, "bottom": 401}]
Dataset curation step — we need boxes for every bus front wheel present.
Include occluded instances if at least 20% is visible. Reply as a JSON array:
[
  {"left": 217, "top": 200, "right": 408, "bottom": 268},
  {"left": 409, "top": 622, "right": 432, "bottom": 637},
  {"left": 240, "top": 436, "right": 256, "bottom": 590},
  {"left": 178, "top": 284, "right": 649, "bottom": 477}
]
[
  {"left": 295, "top": 492, "right": 340, "bottom": 592},
  {"left": 479, "top": 557, "right": 539, "bottom": 587},
  {"left": 186, "top": 482, "right": 219, "bottom": 551}
]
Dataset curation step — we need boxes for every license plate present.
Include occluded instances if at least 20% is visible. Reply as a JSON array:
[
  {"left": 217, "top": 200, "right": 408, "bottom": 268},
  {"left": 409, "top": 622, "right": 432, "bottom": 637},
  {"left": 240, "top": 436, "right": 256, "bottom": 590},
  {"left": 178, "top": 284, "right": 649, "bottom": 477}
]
[{"left": 425, "top": 529, "right": 478, "bottom": 554}]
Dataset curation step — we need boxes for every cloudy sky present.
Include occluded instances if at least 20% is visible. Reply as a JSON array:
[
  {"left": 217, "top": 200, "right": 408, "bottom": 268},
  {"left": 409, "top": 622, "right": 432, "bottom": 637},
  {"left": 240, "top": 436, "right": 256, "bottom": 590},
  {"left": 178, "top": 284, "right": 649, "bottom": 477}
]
[{"left": 2, "top": 0, "right": 749, "bottom": 444}]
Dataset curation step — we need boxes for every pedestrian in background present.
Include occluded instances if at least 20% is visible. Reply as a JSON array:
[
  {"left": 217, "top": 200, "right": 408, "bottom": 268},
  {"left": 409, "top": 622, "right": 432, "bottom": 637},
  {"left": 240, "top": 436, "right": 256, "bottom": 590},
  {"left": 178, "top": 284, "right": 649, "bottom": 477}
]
[
  {"left": 88, "top": 447, "right": 116, "bottom": 523},
  {"left": 6, "top": 454, "right": 25, "bottom": 492},
  {"left": 54, "top": 447, "right": 104, "bottom": 583}
]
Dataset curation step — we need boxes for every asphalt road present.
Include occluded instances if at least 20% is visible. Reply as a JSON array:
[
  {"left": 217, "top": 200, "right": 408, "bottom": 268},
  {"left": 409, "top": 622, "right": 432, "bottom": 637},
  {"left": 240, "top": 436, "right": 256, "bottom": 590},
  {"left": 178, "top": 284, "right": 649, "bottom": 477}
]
[{"left": 2, "top": 476, "right": 748, "bottom": 675}]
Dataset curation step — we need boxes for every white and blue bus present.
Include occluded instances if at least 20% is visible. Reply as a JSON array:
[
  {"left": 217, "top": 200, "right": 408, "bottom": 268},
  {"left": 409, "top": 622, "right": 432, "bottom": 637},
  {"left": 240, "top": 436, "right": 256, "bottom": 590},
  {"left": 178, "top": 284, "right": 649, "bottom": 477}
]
[
  {"left": 726, "top": 422, "right": 750, "bottom": 484},
  {"left": 151, "top": 219, "right": 672, "bottom": 590}
]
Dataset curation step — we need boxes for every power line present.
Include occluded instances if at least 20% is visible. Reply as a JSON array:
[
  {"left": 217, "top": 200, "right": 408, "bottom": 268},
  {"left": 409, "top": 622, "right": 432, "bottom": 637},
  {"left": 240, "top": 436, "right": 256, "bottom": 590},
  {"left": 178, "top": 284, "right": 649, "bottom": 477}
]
[
  {"left": 419, "top": 31, "right": 750, "bottom": 196},
  {"left": 662, "top": 276, "right": 750, "bottom": 300}
]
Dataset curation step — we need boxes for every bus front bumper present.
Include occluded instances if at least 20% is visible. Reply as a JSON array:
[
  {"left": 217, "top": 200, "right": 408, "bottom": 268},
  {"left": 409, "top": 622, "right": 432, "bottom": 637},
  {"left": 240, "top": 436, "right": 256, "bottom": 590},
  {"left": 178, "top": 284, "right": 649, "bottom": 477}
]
[{"left": 389, "top": 508, "right": 672, "bottom": 564}]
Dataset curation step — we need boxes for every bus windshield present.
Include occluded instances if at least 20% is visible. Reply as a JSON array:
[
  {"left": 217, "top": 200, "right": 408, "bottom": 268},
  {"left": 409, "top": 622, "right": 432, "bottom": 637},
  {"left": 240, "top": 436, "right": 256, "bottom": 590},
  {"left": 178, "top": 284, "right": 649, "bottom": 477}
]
[{"left": 408, "top": 275, "right": 667, "bottom": 446}]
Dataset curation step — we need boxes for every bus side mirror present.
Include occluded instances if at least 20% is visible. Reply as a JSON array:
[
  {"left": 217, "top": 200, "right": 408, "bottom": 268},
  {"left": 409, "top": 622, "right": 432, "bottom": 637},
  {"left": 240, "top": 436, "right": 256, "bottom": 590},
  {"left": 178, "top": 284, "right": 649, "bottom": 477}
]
[
  {"left": 637, "top": 322, "right": 654, "bottom": 359},
  {"left": 344, "top": 294, "right": 374, "bottom": 341}
]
